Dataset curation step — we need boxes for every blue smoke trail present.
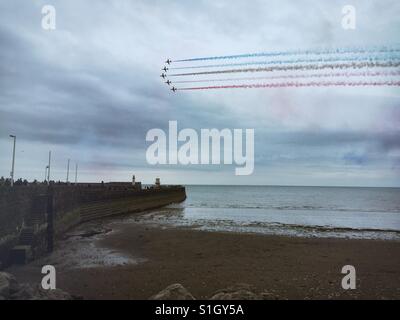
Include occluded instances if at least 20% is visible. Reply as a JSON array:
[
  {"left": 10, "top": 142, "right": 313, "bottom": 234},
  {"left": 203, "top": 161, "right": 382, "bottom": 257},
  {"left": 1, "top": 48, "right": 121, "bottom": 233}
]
[
  {"left": 171, "top": 55, "right": 400, "bottom": 70},
  {"left": 174, "top": 46, "right": 400, "bottom": 63}
]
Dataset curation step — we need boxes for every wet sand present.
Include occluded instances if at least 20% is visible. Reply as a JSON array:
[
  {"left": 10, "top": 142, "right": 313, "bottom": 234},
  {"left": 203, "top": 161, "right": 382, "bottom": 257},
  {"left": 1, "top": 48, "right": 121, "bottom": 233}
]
[{"left": 8, "top": 217, "right": 400, "bottom": 300}]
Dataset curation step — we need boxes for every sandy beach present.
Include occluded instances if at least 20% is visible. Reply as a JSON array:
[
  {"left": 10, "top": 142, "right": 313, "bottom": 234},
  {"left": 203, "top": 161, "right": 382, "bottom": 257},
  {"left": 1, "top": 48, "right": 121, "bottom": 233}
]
[{"left": 7, "top": 212, "right": 400, "bottom": 300}]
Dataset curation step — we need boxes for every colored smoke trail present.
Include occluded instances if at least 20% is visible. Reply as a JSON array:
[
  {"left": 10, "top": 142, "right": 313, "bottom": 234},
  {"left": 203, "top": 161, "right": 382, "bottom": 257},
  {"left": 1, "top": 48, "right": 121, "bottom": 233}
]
[
  {"left": 170, "top": 61, "right": 400, "bottom": 77},
  {"left": 175, "top": 46, "right": 400, "bottom": 62},
  {"left": 171, "top": 55, "right": 400, "bottom": 70},
  {"left": 165, "top": 45, "right": 400, "bottom": 92},
  {"left": 178, "top": 81, "right": 400, "bottom": 91},
  {"left": 172, "top": 70, "right": 400, "bottom": 84}
]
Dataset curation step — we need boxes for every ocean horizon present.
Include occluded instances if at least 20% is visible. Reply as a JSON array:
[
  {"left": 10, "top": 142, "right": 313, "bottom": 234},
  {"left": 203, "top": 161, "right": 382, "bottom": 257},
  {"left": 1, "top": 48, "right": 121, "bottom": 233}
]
[{"left": 182, "top": 184, "right": 400, "bottom": 189}]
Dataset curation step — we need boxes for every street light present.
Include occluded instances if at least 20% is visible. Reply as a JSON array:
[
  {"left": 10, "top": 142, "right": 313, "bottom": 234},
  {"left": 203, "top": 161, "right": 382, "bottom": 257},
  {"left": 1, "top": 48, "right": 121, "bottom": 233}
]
[
  {"left": 45, "top": 166, "right": 49, "bottom": 183},
  {"left": 66, "top": 159, "right": 70, "bottom": 183},
  {"left": 47, "top": 151, "right": 51, "bottom": 183},
  {"left": 9, "top": 135, "right": 16, "bottom": 187},
  {"left": 74, "top": 163, "right": 78, "bottom": 185}
]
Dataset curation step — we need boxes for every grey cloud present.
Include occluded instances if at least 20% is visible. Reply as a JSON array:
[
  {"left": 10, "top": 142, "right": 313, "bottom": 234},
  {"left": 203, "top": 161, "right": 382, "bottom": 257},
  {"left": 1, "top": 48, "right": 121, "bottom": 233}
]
[
  {"left": 0, "top": 0, "right": 399, "bottom": 185},
  {"left": 273, "top": 130, "right": 400, "bottom": 151},
  {"left": 342, "top": 152, "right": 368, "bottom": 166}
]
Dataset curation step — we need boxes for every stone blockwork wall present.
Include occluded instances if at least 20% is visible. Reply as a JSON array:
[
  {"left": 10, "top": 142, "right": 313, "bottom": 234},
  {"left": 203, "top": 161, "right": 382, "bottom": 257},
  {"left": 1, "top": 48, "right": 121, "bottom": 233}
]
[
  {"left": 0, "top": 186, "right": 48, "bottom": 240},
  {"left": 0, "top": 184, "right": 186, "bottom": 268},
  {"left": 0, "top": 186, "right": 47, "bottom": 267},
  {"left": 79, "top": 187, "right": 186, "bottom": 222}
]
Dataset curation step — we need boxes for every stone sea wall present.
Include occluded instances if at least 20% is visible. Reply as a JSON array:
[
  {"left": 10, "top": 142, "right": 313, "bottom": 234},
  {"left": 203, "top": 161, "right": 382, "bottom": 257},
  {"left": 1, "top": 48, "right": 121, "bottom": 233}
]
[{"left": 0, "top": 184, "right": 186, "bottom": 268}]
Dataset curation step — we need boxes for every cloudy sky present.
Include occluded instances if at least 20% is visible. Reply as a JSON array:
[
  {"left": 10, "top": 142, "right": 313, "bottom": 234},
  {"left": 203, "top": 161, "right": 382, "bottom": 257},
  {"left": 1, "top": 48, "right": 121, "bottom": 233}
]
[{"left": 0, "top": 0, "right": 399, "bottom": 186}]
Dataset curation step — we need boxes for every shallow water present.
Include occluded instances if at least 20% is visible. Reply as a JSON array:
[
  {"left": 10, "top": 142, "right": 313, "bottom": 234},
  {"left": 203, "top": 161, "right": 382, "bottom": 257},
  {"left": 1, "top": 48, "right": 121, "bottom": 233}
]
[
  {"left": 139, "top": 185, "right": 400, "bottom": 240},
  {"left": 39, "top": 222, "right": 144, "bottom": 269}
]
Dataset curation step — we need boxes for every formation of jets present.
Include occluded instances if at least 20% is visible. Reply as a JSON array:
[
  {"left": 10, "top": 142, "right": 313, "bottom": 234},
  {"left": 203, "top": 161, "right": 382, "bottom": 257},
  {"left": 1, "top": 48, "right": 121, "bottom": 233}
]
[{"left": 161, "top": 58, "right": 177, "bottom": 93}]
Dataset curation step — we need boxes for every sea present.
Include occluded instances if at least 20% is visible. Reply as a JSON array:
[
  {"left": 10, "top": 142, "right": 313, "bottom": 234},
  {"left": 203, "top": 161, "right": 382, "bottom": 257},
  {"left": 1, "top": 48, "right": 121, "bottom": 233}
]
[{"left": 142, "top": 185, "right": 400, "bottom": 240}]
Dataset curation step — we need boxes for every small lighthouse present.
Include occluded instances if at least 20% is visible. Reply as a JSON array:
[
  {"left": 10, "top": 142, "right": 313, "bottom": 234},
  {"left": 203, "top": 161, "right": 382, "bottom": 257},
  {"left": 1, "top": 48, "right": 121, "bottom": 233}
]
[{"left": 155, "top": 178, "right": 161, "bottom": 189}]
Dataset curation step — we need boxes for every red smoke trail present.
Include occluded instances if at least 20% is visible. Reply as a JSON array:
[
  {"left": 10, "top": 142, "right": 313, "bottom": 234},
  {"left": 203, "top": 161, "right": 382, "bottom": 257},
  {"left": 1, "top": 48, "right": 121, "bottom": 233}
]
[
  {"left": 178, "top": 81, "right": 400, "bottom": 91},
  {"left": 173, "top": 70, "right": 400, "bottom": 84},
  {"left": 170, "top": 61, "right": 400, "bottom": 77}
]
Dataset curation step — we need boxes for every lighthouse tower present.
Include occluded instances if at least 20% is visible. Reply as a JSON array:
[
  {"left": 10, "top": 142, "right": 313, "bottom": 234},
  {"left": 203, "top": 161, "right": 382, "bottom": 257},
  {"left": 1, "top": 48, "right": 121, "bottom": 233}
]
[{"left": 155, "top": 178, "right": 161, "bottom": 189}]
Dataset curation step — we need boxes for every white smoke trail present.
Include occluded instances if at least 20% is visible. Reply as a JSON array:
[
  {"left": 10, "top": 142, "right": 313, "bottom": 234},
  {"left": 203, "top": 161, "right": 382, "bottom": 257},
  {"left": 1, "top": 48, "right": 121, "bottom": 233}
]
[{"left": 170, "top": 61, "right": 400, "bottom": 77}]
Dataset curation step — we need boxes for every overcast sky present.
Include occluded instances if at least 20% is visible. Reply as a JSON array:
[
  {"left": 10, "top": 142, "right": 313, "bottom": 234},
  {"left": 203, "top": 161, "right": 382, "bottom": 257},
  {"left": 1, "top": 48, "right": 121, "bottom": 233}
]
[{"left": 0, "top": 0, "right": 399, "bottom": 186}]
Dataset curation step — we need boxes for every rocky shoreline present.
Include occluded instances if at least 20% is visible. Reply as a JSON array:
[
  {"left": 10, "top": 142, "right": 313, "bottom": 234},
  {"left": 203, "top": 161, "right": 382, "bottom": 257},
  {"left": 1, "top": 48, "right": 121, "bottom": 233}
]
[
  {"left": 0, "top": 272, "right": 79, "bottom": 300},
  {"left": 150, "top": 283, "right": 280, "bottom": 300},
  {"left": 0, "top": 270, "right": 276, "bottom": 300}
]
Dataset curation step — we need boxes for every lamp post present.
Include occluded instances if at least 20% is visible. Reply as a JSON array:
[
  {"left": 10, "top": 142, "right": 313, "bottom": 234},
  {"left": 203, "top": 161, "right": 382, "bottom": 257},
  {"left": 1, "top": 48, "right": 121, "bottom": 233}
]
[
  {"left": 66, "top": 159, "right": 70, "bottom": 183},
  {"left": 74, "top": 163, "right": 78, "bottom": 185},
  {"left": 47, "top": 151, "right": 51, "bottom": 183},
  {"left": 45, "top": 166, "right": 49, "bottom": 183},
  {"left": 9, "top": 135, "right": 16, "bottom": 187}
]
